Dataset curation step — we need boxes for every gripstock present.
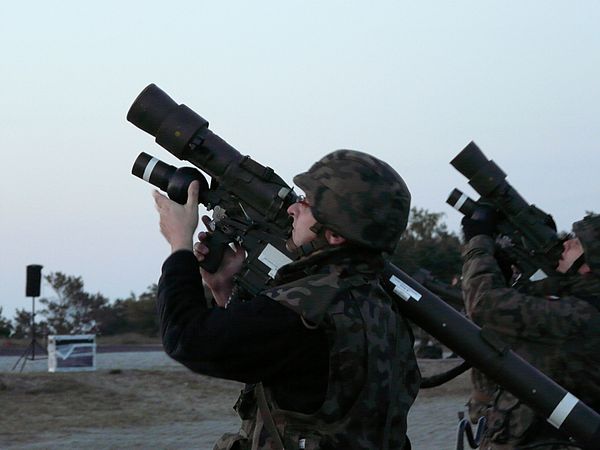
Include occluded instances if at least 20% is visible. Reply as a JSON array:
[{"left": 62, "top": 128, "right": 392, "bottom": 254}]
[
  {"left": 127, "top": 84, "right": 297, "bottom": 298},
  {"left": 447, "top": 141, "right": 564, "bottom": 284},
  {"left": 127, "top": 86, "right": 600, "bottom": 447}
]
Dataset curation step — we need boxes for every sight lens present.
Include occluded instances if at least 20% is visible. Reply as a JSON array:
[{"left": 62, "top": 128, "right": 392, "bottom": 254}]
[
  {"left": 132, "top": 152, "right": 175, "bottom": 192},
  {"left": 450, "top": 142, "right": 489, "bottom": 180},
  {"left": 132, "top": 152, "right": 209, "bottom": 204},
  {"left": 127, "top": 84, "right": 178, "bottom": 137}
]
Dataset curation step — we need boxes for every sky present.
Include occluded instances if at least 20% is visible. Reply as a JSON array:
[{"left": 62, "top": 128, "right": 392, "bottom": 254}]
[{"left": 1, "top": 1, "right": 599, "bottom": 321}]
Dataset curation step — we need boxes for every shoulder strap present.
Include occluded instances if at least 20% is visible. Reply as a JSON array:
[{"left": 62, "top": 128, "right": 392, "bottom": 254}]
[{"left": 584, "top": 296, "right": 600, "bottom": 312}]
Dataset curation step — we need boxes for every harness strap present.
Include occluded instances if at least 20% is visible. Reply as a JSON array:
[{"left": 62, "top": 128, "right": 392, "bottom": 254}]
[
  {"left": 382, "top": 315, "right": 403, "bottom": 450},
  {"left": 255, "top": 383, "right": 285, "bottom": 450}
]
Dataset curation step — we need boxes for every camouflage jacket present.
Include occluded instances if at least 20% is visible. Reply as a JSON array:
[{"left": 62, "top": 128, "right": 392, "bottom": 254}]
[
  {"left": 215, "top": 246, "right": 420, "bottom": 450},
  {"left": 462, "top": 235, "right": 600, "bottom": 449}
]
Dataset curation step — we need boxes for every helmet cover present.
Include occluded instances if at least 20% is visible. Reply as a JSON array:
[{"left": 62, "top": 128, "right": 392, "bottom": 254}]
[
  {"left": 293, "top": 149, "right": 411, "bottom": 252},
  {"left": 573, "top": 214, "right": 600, "bottom": 271}
]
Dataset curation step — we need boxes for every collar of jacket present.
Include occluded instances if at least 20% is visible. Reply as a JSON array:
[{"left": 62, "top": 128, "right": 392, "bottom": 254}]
[{"left": 275, "top": 245, "right": 384, "bottom": 284}]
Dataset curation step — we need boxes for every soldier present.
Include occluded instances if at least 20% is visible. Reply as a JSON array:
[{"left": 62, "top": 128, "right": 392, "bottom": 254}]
[
  {"left": 461, "top": 213, "right": 600, "bottom": 450},
  {"left": 152, "top": 150, "right": 420, "bottom": 450}
]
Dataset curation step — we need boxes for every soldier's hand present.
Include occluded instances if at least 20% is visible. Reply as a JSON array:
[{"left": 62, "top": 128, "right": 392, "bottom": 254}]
[
  {"left": 153, "top": 181, "right": 200, "bottom": 253},
  {"left": 194, "top": 216, "right": 245, "bottom": 307},
  {"left": 462, "top": 204, "right": 500, "bottom": 241}
]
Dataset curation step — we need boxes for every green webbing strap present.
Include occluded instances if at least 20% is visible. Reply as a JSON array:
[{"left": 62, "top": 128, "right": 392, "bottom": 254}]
[
  {"left": 566, "top": 254, "right": 586, "bottom": 276},
  {"left": 255, "top": 383, "right": 285, "bottom": 450}
]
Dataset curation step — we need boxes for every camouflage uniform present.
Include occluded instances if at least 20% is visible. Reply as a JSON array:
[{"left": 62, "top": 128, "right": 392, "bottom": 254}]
[
  {"left": 215, "top": 246, "right": 420, "bottom": 450},
  {"left": 461, "top": 232, "right": 600, "bottom": 450},
  {"left": 214, "top": 150, "right": 420, "bottom": 449}
]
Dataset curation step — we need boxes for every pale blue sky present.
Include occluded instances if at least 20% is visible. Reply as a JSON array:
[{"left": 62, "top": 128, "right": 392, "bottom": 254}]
[{"left": 2, "top": 1, "right": 599, "bottom": 319}]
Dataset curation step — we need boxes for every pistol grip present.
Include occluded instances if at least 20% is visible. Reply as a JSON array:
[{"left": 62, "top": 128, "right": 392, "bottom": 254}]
[{"left": 199, "top": 232, "right": 230, "bottom": 274}]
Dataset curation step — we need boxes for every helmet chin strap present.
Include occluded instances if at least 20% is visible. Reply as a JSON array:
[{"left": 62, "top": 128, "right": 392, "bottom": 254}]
[
  {"left": 286, "top": 222, "right": 331, "bottom": 258},
  {"left": 565, "top": 254, "right": 586, "bottom": 276}
]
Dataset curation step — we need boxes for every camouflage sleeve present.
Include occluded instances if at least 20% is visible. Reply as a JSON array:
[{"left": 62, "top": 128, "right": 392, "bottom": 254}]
[{"left": 461, "top": 235, "right": 595, "bottom": 340}]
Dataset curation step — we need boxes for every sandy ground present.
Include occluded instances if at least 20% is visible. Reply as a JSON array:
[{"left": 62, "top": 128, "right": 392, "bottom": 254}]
[{"left": 0, "top": 353, "right": 471, "bottom": 450}]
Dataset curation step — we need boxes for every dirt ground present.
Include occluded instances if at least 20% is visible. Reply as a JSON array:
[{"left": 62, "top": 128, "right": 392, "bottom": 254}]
[{"left": 0, "top": 358, "right": 470, "bottom": 450}]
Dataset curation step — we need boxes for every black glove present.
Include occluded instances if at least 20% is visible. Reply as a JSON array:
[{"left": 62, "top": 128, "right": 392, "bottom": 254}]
[
  {"left": 544, "top": 214, "right": 557, "bottom": 232},
  {"left": 462, "top": 205, "right": 499, "bottom": 241},
  {"left": 494, "top": 249, "right": 516, "bottom": 284}
]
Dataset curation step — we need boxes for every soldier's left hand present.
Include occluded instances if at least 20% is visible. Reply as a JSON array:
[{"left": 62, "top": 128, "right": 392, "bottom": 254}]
[
  {"left": 462, "top": 204, "right": 500, "bottom": 241},
  {"left": 153, "top": 181, "right": 200, "bottom": 253}
]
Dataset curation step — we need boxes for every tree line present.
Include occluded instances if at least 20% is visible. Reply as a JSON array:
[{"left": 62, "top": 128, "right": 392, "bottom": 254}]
[
  {"left": 0, "top": 280, "right": 159, "bottom": 339},
  {"left": 0, "top": 208, "right": 463, "bottom": 338}
]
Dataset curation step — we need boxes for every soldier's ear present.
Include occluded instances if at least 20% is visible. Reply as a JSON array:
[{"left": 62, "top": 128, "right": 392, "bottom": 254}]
[{"left": 325, "top": 229, "right": 347, "bottom": 246}]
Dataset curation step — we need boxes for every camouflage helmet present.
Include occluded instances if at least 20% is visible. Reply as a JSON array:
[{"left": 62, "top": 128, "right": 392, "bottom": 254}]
[
  {"left": 293, "top": 149, "right": 411, "bottom": 252},
  {"left": 572, "top": 214, "right": 600, "bottom": 271}
]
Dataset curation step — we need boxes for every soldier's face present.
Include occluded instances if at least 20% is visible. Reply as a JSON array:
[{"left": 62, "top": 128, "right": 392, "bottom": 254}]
[
  {"left": 556, "top": 238, "right": 585, "bottom": 273},
  {"left": 287, "top": 196, "right": 318, "bottom": 247}
]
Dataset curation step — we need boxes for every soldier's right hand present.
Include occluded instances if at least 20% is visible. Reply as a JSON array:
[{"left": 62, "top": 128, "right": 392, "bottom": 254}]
[{"left": 194, "top": 216, "right": 246, "bottom": 307}]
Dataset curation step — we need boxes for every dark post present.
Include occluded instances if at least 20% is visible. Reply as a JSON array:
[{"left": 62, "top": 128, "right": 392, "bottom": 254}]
[{"left": 13, "top": 264, "right": 47, "bottom": 371}]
